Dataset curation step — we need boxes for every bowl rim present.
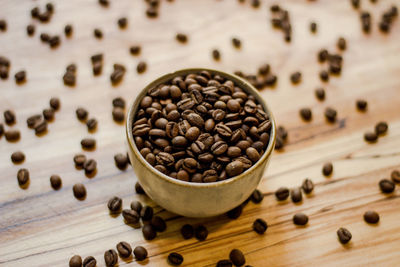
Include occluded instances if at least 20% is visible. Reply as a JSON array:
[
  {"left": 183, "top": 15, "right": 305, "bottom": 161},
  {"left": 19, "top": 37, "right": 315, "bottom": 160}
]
[{"left": 126, "top": 68, "right": 276, "bottom": 188}]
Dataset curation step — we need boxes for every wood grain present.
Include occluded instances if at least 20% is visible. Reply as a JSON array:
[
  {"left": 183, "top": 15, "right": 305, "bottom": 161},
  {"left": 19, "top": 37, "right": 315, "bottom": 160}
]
[{"left": 1, "top": 0, "right": 400, "bottom": 266}]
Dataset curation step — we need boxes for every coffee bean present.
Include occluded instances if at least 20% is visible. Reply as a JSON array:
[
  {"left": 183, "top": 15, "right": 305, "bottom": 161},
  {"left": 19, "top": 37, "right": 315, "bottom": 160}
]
[
  {"left": 322, "top": 162, "right": 333, "bottom": 176},
  {"left": 364, "top": 131, "right": 378, "bottom": 143},
  {"left": 108, "top": 196, "right": 122, "bottom": 213},
  {"left": 73, "top": 183, "right": 86, "bottom": 199},
  {"left": 130, "top": 45, "right": 141, "bottom": 55},
  {"left": 11, "top": 151, "right": 25, "bottom": 164},
  {"left": 142, "top": 224, "right": 157, "bottom": 240},
  {"left": 76, "top": 108, "right": 88, "bottom": 121},
  {"left": 50, "top": 97, "right": 60, "bottom": 110},
  {"left": 104, "top": 249, "right": 118, "bottom": 267},
  {"left": 290, "top": 188, "right": 302, "bottom": 203},
  {"left": 180, "top": 224, "right": 194, "bottom": 239},
  {"left": 114, "top": 153, "right": 128, "bottom": 170},
  {"left": 319, "top": 70, "right": 329, "bottom": 82},
  {"left": 275, "top": 187, "right": 289, "bottom": 201},
  {"left": 34, "top": 120, "right": 47, "bottom": 135},
  {"left": 212, "top": 49, "right": 221, "bottom": 61},
  {"left": 375, "top": 121, "right": 388, "bottom": 136},
  {"left": 217, "top": 260, "right": 233, "bottom": 267},
  {"left": 299, "top": 108, "right": 312, "bottom": 121},
  {"left": 26, "top": 114, "right": 41, "bottom": 128},
  {"left": 337, "top": 37, "right": 347, "bottom": 50},
  {"left": 301, "top": 178, "right": 314, "bottom": 194},
  {"left": 141, "top": 205, "right": 154, "bottom": 221},
  {"left": 116, "top": 241, "right": 132, "bottom": 258},
  {"left": 110, "top": 64, "right": 126, "bottom": 84},
  {"left": 117, "top": 17, "right": 128, "bottom": 29},
  {"left": 69, "top": 255, "right": 82, "bottom": 267},
  {"left": 17, "top": 168, "right": 29, "bottom": 186},
  {"left": 246, "top": 147, "right": 260, "bottom": 163},
  {"left": 81, "top": 138, "right": 96, "bottom": 150},
  {"left": 226, "top": 161, "right": 244, "bottom": 177},
  {"left": 361, "top": 12, "right": 371, "bottom": 33},
  {"left": 83, "top": 159, "right": 96, "bottom": 174},
  {"left": 249, "top": 189, "right": 264, "bottom": 204},
  {"left": 337, "top": 227, "right": 352, "bottom": 244},
  {"left": 168, "top": 252, "right": 184, "bottom": 266},
  {"left": 137, "top": 61, "right": 147, "bottom": 74},
  {"left": 195, "top": 225, "right": 208, "bottom": 241},
  {"left": 50, "top": 175, "right": 62, "bottom": 190},
  {"left": 253, "top": 218, "right": 267, "bottom": 234},
  {"left": 49, "top": 36, "right": 61, "bottom": 48},
  {"left": 232, "top": 37, "right": 241, "bottom": 48},
  {"left": 379, "top": 179, "right": 395, "bottom": 193},
  {"left": 176, "top": 33, "right": 188, "bottom": 43},
  {"left": 112, "top": 97, "right": 125, "bottom": 109},
  {"left": 64, "top": 24, "right": 73, "bottom": 37},
  {"left": 229, "top": 249, "right": 245, "bottom": 267},
  {"left": 74, "top": 154, "right": 86, "bottom": 168},
  {"left": 5, "top": 129, "right": 20, "bottom": 142},
  {"left": 83, "top": 256, "right": 96, "bottom": 267},
  {"left": 293, "top": 213, "right": 308, "bottom": 225},
  {"left": 151, "top": 216, "right": 166, "bottom": 232},
  {"left": 86, "top": 118, "right": 97, "bottom": 131},
  {"left": 123, "top": 209, "right": 140, "bottom": 224},
  {"left": 134, "top": 246, "right": 148, "bottom": 261},
  {"left": 135, "top": 182, "right": 145, "bottom": 194},
  {"left": 315, "top": 88, "right": 325, "bottom": 101},
  {"left": 99, "top": 0, "right": 109, "bottom": 7},
  {"left": 27, "top": 24, "right": 35, "bottom": 36},
  {"left": 310, "top": 22, "right": 317, "bottom": 33},
  {"left": 63, "top": 70, "right": 76, "bottom": 86},
  {"left": 130, "top": 201, "right": 142, "bottom": 215},
  {"left": 290, "top": 72, "right": 301, "bottom": 84},
  {"left": 94, "top": 28, "right": 103, "bottom": 39},
  {"left": 4, "top": 110, "right": 16, "bottom": 125},
  {"left": 364, "top": 211, "right": 379, "bottom": 224},
  {"left": 391, "top": 170, "right": 400, "bottom": 183},
  {"left": 351, "top": 0, "right": 360, "bottom": 9},
  {"left": 43, "top": 108, "right": 55, "bottom": 121},
  {"left": 356, "top": 99, "right": 367, "bottom": 111},
  {"left": 324, "top": 107, "right": 337, "bottom": 122}
]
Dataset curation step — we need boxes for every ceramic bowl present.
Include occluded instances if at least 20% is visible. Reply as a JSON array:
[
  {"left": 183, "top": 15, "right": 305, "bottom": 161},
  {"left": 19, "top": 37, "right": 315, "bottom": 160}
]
[{"left": 126, "top": 68, "right": 276, "bottom": 218}]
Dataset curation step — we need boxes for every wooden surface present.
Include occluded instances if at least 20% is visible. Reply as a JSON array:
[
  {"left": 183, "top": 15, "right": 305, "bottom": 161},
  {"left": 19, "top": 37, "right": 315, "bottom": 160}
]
[{"left": 1, "top": 0, "right": 400, "bottom": 266}]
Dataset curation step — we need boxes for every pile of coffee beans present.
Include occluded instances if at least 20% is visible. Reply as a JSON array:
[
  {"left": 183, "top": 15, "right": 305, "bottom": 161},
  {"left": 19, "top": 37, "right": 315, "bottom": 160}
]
[{"left": 132, "top": 70, "right": 272, "bottom": 182}]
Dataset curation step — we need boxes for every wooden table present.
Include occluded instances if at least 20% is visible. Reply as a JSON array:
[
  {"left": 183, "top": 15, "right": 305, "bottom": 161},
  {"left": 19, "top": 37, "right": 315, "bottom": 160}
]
[{"left": 1, "top": 0, "right": 400, "bottom": 266}]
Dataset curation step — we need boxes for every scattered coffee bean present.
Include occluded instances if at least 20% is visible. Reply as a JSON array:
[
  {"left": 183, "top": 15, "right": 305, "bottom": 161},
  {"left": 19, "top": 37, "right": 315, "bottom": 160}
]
[
  {"left": 130, "top": 45, "right": 141, "bottom": 55},
  {"left": 130, "top": 201, "right": 142, "bottom": 214},
  {"left": 137, "top": 61, "right": 147, "bottom": 74},
  {"left": 229, "top": 249, "right": 245, "bottom": 267},
  {"left": 293, "top": 213, "right": 308, "bottom": 225},
  {"left": 290, "top": 72, "right": 301, "bottom": 84},
  {"left": 116, "top": 241, "right": 132, "bottom": 258},
  {"left": 324, "top": 107, "right": 337, "bottom": 122},
  {"left": 34, "top": 120, "right": 47, "bottom": 135},
  {"left": 4, "top": 110, "right": 16, "bottom": 125},
  {"left": 99, "top": 0, "right": 109, "bottom": 7},
  {"left": 151, "top": 216, "right": 167, "bottom": 232},
  {"left": 146, "top": 6, "right": 158, "bottom": 18},
  {"left": 134, "top": 246, "right": 148, "bottom": 261},
  {"left": 114, "top": 153, "right": 128, "bottom": 170},
  {"left": 315, "top": 88, "right": 325, "bottom": 101},
  {"left": 168, "top": 252, "right": 184, "bottom": 266},
  {"left": 112, "top": 107, "right": 125, "bottom": 122},
  {"left": 135, "top": 182, "right": 145, "bottom": 194},
  {"left": 375, "top": 121, "right": 388, "bottom": 136},
  {"left": 73, "top": 183, "right": 86, "bottom": 199},
  {"left": 108, "top": 196, "right": 122, "bottom": 213},
  {"left": 94, "top": 28, "right": 103, "bottom": 39},
  {"left": 104, "top": 249, "right": 118, "bottom": 267},
  {"left": 27, "top": 24, "right": 35, "bottom": 36},
  {"left": 43, "top": 108, "right": 55, "bottom": 121},
  {"left": 275, "top": 187, "right": 290, "bottom": 201},
  {"left": 142, "top": 224, "right": 157, "bottom": 240},
  {"left": 17, "top": 168, "right": 29, "bottom": 186},
  {"left": 195, "top": 225, "right": 208, "bottom": 241},
  {"left": 337, "top": 227, "right": 352, "bottom": 244},
  {"left": 290, "top": 187, "right": 302, "bottom": 203},
  {"left": 310, "top": 21, "right": 317, "bottom": 33},
  {"left": 364, "top": 210, "right": 379, "bottom": 224},
  {"left": 83, "top": 256, "right": 96, "bottom": 267},
  {"left": 64, "top": 24, "right": 73, "bottom": 37},
  {"left": 181, "top": 224, "right": 194, "bottom": 239},
  {"left": 86, "top": 118, "right": 97, "bottom": 131},
  {"left": 141, "top": 205, "right": 154, "bottom": 221},
  {"left": 50, "top": 97, "right": 61, "bottom": 110},
  {"left": 26, "top": 114, "right": 41, "bottom": 128},
  {"left": 74, "top": 154, "right": 86, "bottom": 168},
  {"left": 322, "top": 162, "right": 333, "bottom": 176},
  {"left": 252, "top": 218, "right": 267, "bottom": 234},
  {"left": 0, "top": 19, "right": 7, "bottom": 31},
  {"left": 176, "top": 33, "right": 188, "bottom": 43},
  {"left": 122, "top": 209, "right": 140, "bottom": 224},
  {"left": 319, "top": 70, "right": 329, "bottom": 82},
  {"left": 361, "top": 12, "right": 371, "bottom": 33},
  {"left": 49, "top": 35, "right": 61, "bottom": 48},
  {"left": 118, "top": 17, "right": 127, "bottom": 29},
  {"left": 50, "top": 175, "right": 62, "bottom": 190},
  {"left": 14, "top": 70, "right": 26, "bottom": 83},
  {"left": 391, "top": 170, "right": 400, "bottom": 183},
  {"left": 76, "top": 108, "right": 88, "bottom": 121},
  {"left": 351, "top": 0, "right": 360, "bottom": 9},
  {"left": 69, "top": 255, "right": 82, "bottom": 267},
  {"left": 217, "top": 260, "right": 233, "bottom": 267},
  {"left": 212, "top": 49, "right": 221, "bottom": 61},
  {"left": 5, "top": 129, "right": 20, "bottom": 142},
  {"left": 227, "top": 205, "right": 243, "bottom": 219},
  {"left": 337, "top": 37, "right": 346, "bottom": 50},
  {"left": 81, "top": 138, "right": 96, "bottom": 150},
  {"left": 356, "top": 99, "right": 367, "bottom": 111},
  {"left": 301, "top": 178, "right": 314, "bottom": 194},
  {"left": 299, "top": 108, "right": 312, "bottom": 121},
  {"left": 112, "top": 97, "right": 125, "bottom": 108},
  {"left": 251, "top": 0, "right": 260, "bottom": 8},
  {"left": 84, "top": 159, "right": 97, "bottom": 174},
  {"left": 251, "top": 189, "right": 264, "bottom": 204},
  {"left": 364, "top": 131, "right": 378, "bottom": 143},
  {"left": 11, "top": 151, "right": 25, "bottom": 164},
  {"left": 379, "top": 179, "right": 395, "bottom": 193},
  {"left": 232, "top": 37, "right": 241, "bottom": 48},
  {"left": 318, "top": 49, "right": 329, "bottom": 62}
]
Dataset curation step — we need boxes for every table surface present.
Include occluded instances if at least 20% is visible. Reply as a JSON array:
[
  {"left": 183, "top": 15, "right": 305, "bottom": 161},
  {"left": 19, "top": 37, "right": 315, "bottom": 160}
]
[{"left": 1, "top": 0, "right": 400, "bottom": 266}]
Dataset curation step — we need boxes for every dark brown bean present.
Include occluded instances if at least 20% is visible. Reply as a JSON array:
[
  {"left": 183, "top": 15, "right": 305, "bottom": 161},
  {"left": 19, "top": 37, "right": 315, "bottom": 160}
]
[
  {"left": 253, "top": 218, "right": 267, "bottom": 234},
  {"left": 391, "top": 170, "right": 400, "bottom": 183},
  {"left": 122, "top": 209, "right": 140, "bottom": 224},
  {"left": 69, "top": 255, "right": 82, "bottom": 267},
  {"left": 379, "top": 179, "right": 395, "bottom": 193},
  {"left": 134, "top": 246, "right": 148, "bottom": 261},
  {"left": 322, "top": 162, "right": 333, "bottom": 176},
  {"left": 108, "top": 196, "right": 122, "bottom": 213},
  {"left": 195, "top": 225, "right": 208, "bottom": 241},
  {"left": 73, "top": 183, "right": 86, "bottom": 199},
  {"left": 337, "top": 227, "right": 352, "bottom": 244},
  {"left": 290, "top": 188, "right": 302, "bottom": 203},
  {"left": 104, "top": 249, "right": 118, "bottom": 267},
  {"left": 168, "top": 252, "right": 184, "bottom": 266},
  {"left": 375, "top": 121, "right": 388, "bottom": 136},
  {"left": 293, "top": 213, "right": 308, "bottom": 225},
  {"left": 142, "top": 224, "right": 157, "bottom": 240},
  {"left": 229, "top": 249, "right": 245, "bottom": 267},
  {"left": 275, "top": 187, "right": 289, "bottom": 201},
  {"left": 363, "top": 211, "right": 380, "bottom": 224},
  {"left": 11, "top": 151, "right": 25, "bottom": 164},
  {"left": 81, "top": 138, "right": 96, "bottom": 150},
  {"left": 301, "top": 178, "right": 314, "bottom": 194},
  {"left": 50, "top": 175, "right": 62, "bottom": 190},
  {"left": 17, "top": 168, "right": 29, "bottom": 186},
  {"left": 116, "top": 241, "right": 132, "bottom": 258}
]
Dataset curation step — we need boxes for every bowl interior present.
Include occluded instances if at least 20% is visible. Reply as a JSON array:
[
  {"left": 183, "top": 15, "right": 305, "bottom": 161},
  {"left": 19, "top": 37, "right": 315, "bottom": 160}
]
[{"left": 126, "top": 68, "right": 276, "bottom": 188}]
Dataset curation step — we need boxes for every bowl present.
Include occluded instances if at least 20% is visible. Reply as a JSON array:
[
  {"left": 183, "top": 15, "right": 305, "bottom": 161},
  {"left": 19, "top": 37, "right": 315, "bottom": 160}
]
[{"left": 126, "top": 68, "right": 276, "bottom": 218}]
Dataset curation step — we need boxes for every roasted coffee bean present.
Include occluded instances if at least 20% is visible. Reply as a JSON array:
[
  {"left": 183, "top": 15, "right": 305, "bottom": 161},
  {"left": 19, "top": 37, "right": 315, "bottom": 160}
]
[
  {"left": 83, "top": 256, "right": 96, "bottom": 267},
  {"left": 94, "top": 28, "right": 103, "bottom": 39},
  {"left": 364, "top": 131, "right": 378, "bottom": 142},
  {"left": 134, "top": 246, "right": 148, "bottom": 261},
  {"left": 356, "top": 99, "right": 367, "bottom": 111},
  {"left": 290, "top": 72, "right": 301, "bottom": 84},
  {"left": 50, "top": 175, "right": 62, "bottom": 190},
  {"left": 130, "top": 45, "right": 141, "bottom": 55},
  {"left": 290, "top": 188, "right": 302, "bottom": 203},
  {"left": 168, "top": 252, "right": 184, "bottom": 266},
  {"left": 27, "top": 24, "right": 35, "bottom": 36},
  {"left": 246, "top": 147, "right": 260, "bottom": 163},
  {"left": 299, "top": 108, "right": 312, "bottom": 121},
  {"left": 34, "top": 120, "right": 47, "bottom": 135},
  {"left": 151, "top": 216, "right": 167, "bottom": 232},
  {"left": 122, "top": 209, "right": 140, "bottom": 224},
  {"left": 253, "top": 218, "right": 267, "bottom": 234},
  {"left": 99, "top": 0, "right": 109, "bottom": 7},
  {"left": 391, "top": 170, "right": 400, "bottom": 183},
  {"left": 229, "top": 249, "right": 245, "bottom": 267},
  {"left": 110, "top": 64, "right": 126, "bottom": 84},
  {"left": 324, "top": 107, "right": 337, "bottom": 122},
  {"left": 232, "top": 37, "right": 241, "bottom": 48},
  {"left": 73, "top": 183, "right": 86, "bottom": 199},
  {"left": 17, "top": 168, "right": 29, "bottom": 186},
  {"left": 310, "top": 21, "right": 317, "bottom": 33},
  {"left": 275, "top": 187, "right": 290, "bottom": 201},
  {"left": 69, "top": 255, "right": 82, "bottom": 267},
  {"left": 293, "top": 213, "right": 308, "bottom": 225},
  {"left": 337, "top": 37, "right": 347, "bottom": 50},
  {"left": 212, "top": 49, "right": 221, "bottom": 61},
  {"left": 364, "top": 211, "right": 380, "bottom": 224},
  {"left": 81, "top": 138, "right": 96, "bottom": 150},
  {"left": 301, "top": 178, "right": 314, "bottom": 194},
  {"left": 11, "top": 151, "right": 25, "bottom": 164},
  {"left": 137, "top": 61, "right": 147, "bottom": 74},
  {"left": 50, "top": 97, "right": 60, "bottom": 110},
  {"left": 64, "top": 24, "right": 73, "bottom": 37},
  {"left": 251, "top": 189, "right": 264, "bottom": 204},
  {"left": 130, "top": 201, "right": 143, "bottom": 214},
  {"left": 319, "top": 70, "right": 329, "bottom": 82},
  {"left": 4, "top": 110, "right": 16, "bottom": 125},
  {"left": 86, "top": 118, "right": 97, "bottom": 131},
  {"left": 181, "top": 224, "right": 194, "bottom": 239},
  {"left": 195, "top": 225, "right": 208, "bottom": 241},
  {"left": 337, "top": 227, "right": 352, "bottom": 244},
  {"left": 142, "top": 224, "right": 157, "bottom": 240},
  {"left": 107, "top": 196, "right": 122, "bottom": 213},
  {"left": 135, "top": 182, "right": 145, "bottom": 194},
  {"left": 315, "top": 88, "right": 325, "bottom": 101},
  {"left": 217, "top": 260, "right": 233, "bottom": 267},
  {"left": 176, "top": 33, "right": 188, "bottom": 43},
  {"left": 84, "top": 159, "right": 97, "bottom": 174},
  {"left": 112, "top": 107, "right": 125, "bottom": 122},
  {"left": 76, "top": 108, "right": 88, "bottom": 121},
  {"left": 114, "top": 153, "right": 128, "bottom": 170},
  {"left": 74, "top": 154, "right": 86, "bottom": 168},
  {"left": 322, "top": 162, "right": 333, "bottom": 176},
  {"left": 112, "top": 97, "right": 125, "bottom": 108},
  {"left": 14, "top": 70, "right": 26, "bottom": 83},
  {"left": 5, "top": 129, "right": 20, "bottom": 141},
  {"left": 379, "top": 179, "right": 395, "bottom": 193},
  {"left": 43, "top": 108, "right": 55, "bottom": 121},
  {"left": 49, "top": 36, "right": 61, "bottom": 48},
  {"left": 226, "top": 161, "right": 244, "bottom": 177},
  {"left": 116, "top": 241, "right": 132, "bottom": 258},
  {"left": 104, "top": 249, "right": 118, "bottom": 267},
  {"left": 227, "top": 205, "right": 243, "bottom": 219},
  {"left": 26, "top": 114, "right": 41, "bottom": 128},
  {"left": 351, "top": 0, "right": 360, "bottom": 9},
  {"left": 375, "top": 121, "right": 388, "bottom": 135},
  {"left": 141, "top": 205, "right": 154, "bottom": 221},
  {"left": 117, "top": 17, "right": 128, "bottom": 29},
  {"left": 63, "top": 71, "right": 76, "bottom": 86}
]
